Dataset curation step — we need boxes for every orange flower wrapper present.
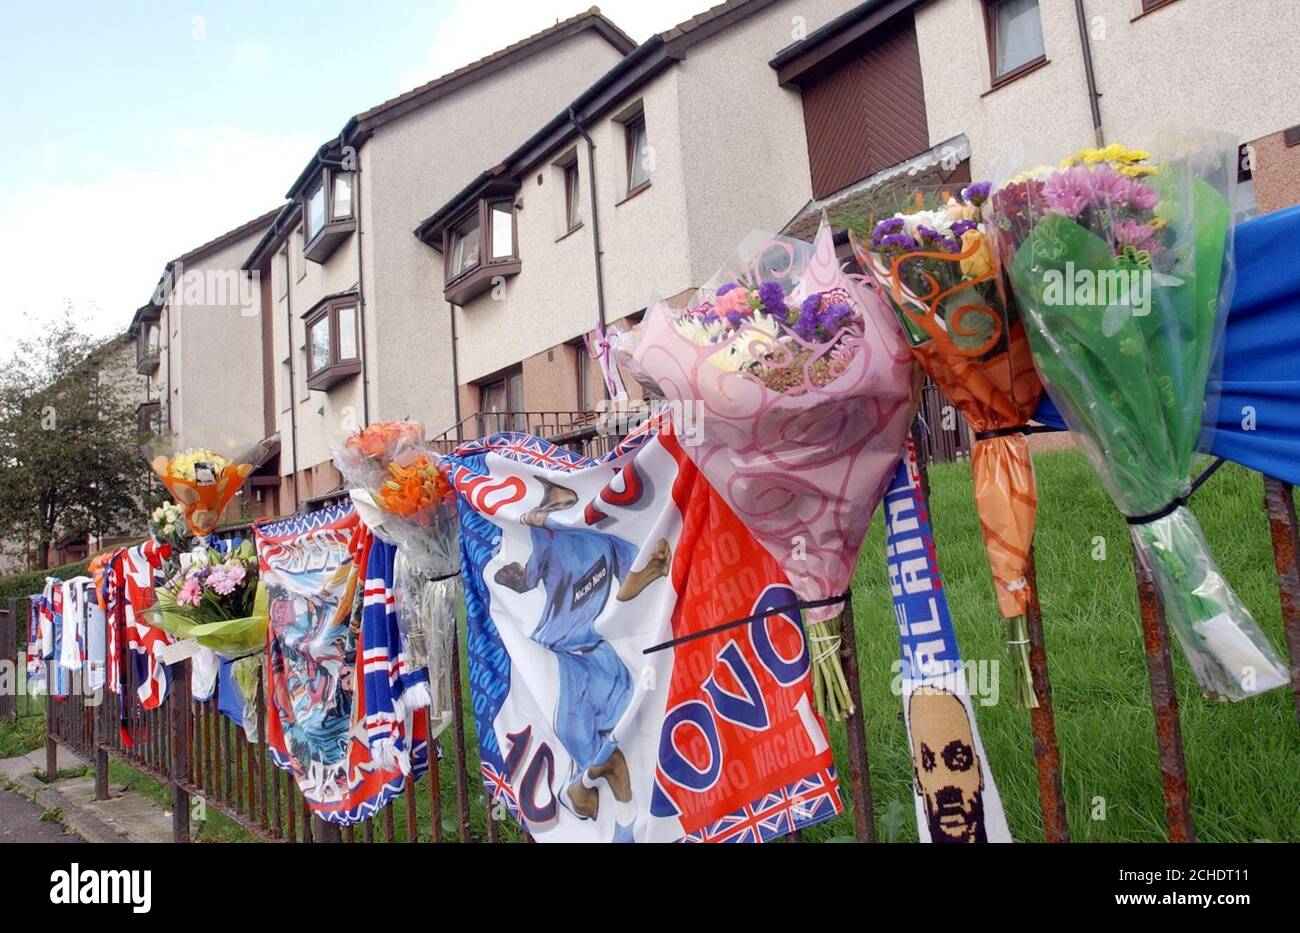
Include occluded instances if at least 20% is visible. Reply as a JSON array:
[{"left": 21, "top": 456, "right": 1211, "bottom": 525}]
[{"left": 151, "top": 456, "right": 254, "bottom": 537}]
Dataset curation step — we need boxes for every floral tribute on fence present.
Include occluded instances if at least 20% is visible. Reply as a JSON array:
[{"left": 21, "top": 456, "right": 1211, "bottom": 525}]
[
  {"left": 990, "top": 136, "right": 1288, "bottom": 700},
  {"left": 619, "top": 218, "right": 916, "bottom": 720},
  {"left": 151, "top": 448, "right": 254, "bottom": 537},
  {"left": 334, "top": 421, "right": 460, "bottom": 741},
  {"left": 846, "top": 181, "right": 1047, "bottom": 707}
]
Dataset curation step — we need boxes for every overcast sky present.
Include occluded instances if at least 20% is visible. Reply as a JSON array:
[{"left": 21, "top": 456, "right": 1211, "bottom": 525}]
[{"left": 0, "top": 0, "right": 708, "bottom": 355}]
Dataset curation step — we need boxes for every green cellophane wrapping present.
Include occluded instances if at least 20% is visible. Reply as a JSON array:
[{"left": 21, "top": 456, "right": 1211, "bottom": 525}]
[
  {"left": 153, "top": 583, "right": 269, "bottom": 660},
  {"left": 1006, "top": 171, "right": 1287, "bottom": 701}
]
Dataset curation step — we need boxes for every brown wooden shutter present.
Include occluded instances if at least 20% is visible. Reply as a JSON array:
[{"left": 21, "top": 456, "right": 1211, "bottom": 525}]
[{"left": 798, "top": 14, "right": 930, "bottom": 200}]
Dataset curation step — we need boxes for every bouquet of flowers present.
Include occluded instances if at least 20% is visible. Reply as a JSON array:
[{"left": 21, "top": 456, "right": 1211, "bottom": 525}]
[
  {"left": 334, "top": 421, "right": 459, "bottom": 737},
  {"left": 151, "top": 448, "right": 253, "bottom": 536},
  {"left": 151, "top": 540, "right": 268, "bottom": 659},
  {"left": 623, "top": 218, "right": 917, "bottom": 719},
  {"left": 989, "top": 135, "right": 1288, "bottom": 700},
  {"left": 845, "top": 180, "right": 1046, "bottom": 707}
]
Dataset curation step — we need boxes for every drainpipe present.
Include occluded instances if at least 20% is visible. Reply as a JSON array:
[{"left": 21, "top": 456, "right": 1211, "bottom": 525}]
[
  {"left": 1074, "top": 0, "right": 1105, "bottom": 146},
  {"left": 569, "top": 108, "right": 608, "bottom": 331},
  {"left": 284, "top": 250, "right": 302, "bottom": 512},
  {"left": 449, "top": 300, "right": 463, "bottom": 441}
]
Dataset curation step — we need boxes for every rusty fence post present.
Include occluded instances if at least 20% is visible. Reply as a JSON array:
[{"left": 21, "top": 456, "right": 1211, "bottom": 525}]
[
  {"left": 1130, "top": 538, "right": 1196, "bottom": 842},
  {"left": 45, "top": 668, "right": 57, "bottom": 782},
  {"left": 1023, "top": 551, "right": 1070, "bottom": 842},
  {"left": 1, "top": 600, "right": 13, "bottom": 724},
  {"left": 837, "top": 594, "right": 876, "bottom": 842},
  {"left": 1262, "top": 476, "right": 1300, "bottom": 728},
  {"left": 170, "top": 661, "right": 191, "bottom": 843},
  {"left": 94, "top": 681, "right": 109, "bottom": 801}
]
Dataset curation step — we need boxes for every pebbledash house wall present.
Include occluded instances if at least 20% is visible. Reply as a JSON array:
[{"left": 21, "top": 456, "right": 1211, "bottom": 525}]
[
  {"left": 257, "top": 24, "right": 631, "bottom": 506},
  {"left": 915, "top": 0, "right": 1300, "bottom": 204},
  {"left": 451, "top": 0, "right": 855, "bottom": 416},
  {"left": 162, "top": 228, "right": 273, "bottom": 458}
]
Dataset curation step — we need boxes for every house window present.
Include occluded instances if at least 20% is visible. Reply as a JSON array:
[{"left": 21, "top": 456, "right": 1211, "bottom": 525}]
[
  {"left": 303, "top": 167, "right": 357, "bottom": 263},
  {"left": 305, "top": 182, "right": 327, "bottom": 243},
  {"left": 564, "top": 162, "right": 581, "bottom": 232},
  {"left": 987, "top": 0, "right": 1045, "bottom": 84},
  {"left": 332, "top": 172, "right": 353, "bottom": 220},
  {"left": 626, "top": 116, "right": 651, "bottom": 193},
  {"left": 302, "top": 295, "right": 362, "bottom": 391},
  {"left": 449, "top": 213, "right": 482, "bottom": 277},
  {"left": 490, "top": 201, "right": 515, "bottom": 259},
  {"left": 478, "top": 367, "right": 525, "bottom": 434},
  {"left": 441, "top": 195, "right": 521, "bottom": 304},
  {"left": 136, "top": 312, "right": 161, "bottom": 373}
]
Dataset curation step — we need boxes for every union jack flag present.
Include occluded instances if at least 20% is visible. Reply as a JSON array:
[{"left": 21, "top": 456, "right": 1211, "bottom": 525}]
[
  {"left": 680, "top": 767, "right": 843, "bottom": 843},
  {"left": 480, "top": 762, "right": 520, "bottom": 822}
]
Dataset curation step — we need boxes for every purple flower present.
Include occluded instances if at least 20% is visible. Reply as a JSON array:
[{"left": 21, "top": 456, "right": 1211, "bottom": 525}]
[
  {"left": 961, "top": 181, "right": 992, "bottom": 205},
  {"left": 1123, "top": 177, "right": 1159, "bottom": 212},
  {"left": 208, "top": 563, "right": 247, "bottom": 597},
  {"left": 917, "top": 226, "right": 962, "bottom": 252},
  {"left": 950, "top": 219, "right": 979, "bottom": 237},
  {"left": 877, "top": 233, "right": 919, "bottom": 251},
  {"left": 715, "top": 282, "right": 739, "bottom": 297},
  {"left": 871, "top": 216, "right": 906, "bottom": 248},
  {"left": 1042, "top": 167, "right": 1091, "bottom": 218},
  {"left": 725, "top": 311, "right": 743, "bottom": 328},
  {"left": 818, "top": 301, "right": 854, "bottom": 338},
  {"left": 757, "top": 281, "right": 787, "bottom": 315}
]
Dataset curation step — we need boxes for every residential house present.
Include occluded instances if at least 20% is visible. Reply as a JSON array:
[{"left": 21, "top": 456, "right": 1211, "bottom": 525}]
[
  {"left": 132, "top": 209, "right": 282, "bottom": 519},
  {"left": 414, "top": 0, "right": 862, "bottom": 428},
  {"left": 240, "top": 10, "right": 637, "bottom": 512},
  {"left": 773, "top": 0, "right": 1300, "bottom": 236}
]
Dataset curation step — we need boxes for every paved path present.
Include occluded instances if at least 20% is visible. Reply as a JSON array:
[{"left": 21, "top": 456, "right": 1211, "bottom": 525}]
[{"left": 0, "top": 783, "right": 78, "bottom": 843}]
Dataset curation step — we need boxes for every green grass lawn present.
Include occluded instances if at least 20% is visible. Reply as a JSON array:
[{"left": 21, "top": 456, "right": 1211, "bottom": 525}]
[
  {"left": 799, "top": 448, "right": 1300, "bottom": 843},
  {"left": 4, "top": 447, "right": 1295, "bottom": 843}
]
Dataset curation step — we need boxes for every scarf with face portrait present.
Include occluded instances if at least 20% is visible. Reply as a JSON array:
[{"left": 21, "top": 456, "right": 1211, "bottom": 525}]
[{"left": 885, "top": 441, "right": 1011, "bottom": 843}]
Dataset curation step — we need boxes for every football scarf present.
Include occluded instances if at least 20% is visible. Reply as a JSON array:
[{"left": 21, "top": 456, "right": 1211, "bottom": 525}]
[
  {"left": 256, "top": 503, "right": 429, "bottom": 824},
  {"left": 885, "top": 441, "right": 1010, "bottom": 843},
  {"left": 25, "top": 595, "right": 46, "bottom": 695},
  {"left": 447, "top": 422, "right": 842, "bottom": 843}
]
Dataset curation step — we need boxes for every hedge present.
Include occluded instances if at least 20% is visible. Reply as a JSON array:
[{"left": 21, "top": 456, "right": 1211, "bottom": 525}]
[{"left": 0, "top": 558, "right": 93, "bottom": 607}]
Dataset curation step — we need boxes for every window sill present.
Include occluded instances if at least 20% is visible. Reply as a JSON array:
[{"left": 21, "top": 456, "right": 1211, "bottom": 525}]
[
  {"left": 306, "top": 359, "right": 361, "bottom": 392},
  {"left": 616, "top": 181, "right": 651, "bottom": 206},
  {"left": 1132, "top": 0, "right": 1180, "bottom": 21},
  {"left": 304, "top": 218, "right": 356, "bottom": 264},
  {"left": 445, "top": 258, "right": 522, "bottom": 305},
  {"left": 981, "top": 57, "right": 1049, "bottom": 97},
  {"left": 556, "top": 222, "right": 583, "bottom": 243}
]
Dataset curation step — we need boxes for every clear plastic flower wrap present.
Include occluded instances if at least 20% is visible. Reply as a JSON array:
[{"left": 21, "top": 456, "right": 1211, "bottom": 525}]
[
  {"left": 989, "top": 132, "right": 1288, "bottom": 700},
  {"left": 617, "top": 218, "right": 917, "bottom": 719},
  {"left": 334, "top": 422, "right": 460, "bottom": 736}
]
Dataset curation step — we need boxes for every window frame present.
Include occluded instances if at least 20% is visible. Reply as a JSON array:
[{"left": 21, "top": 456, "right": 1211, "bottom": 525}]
[
  {"left": 563, "top": 160, "right": 582, "bottom": 233},
  {"left": 136, "top": 309, "right": 161, "bottom": 373},
  {"left": 302, "top": 295, "right": 362, "bottom": 391},
  {"left": 624, "top": 114, "right": 652, "bottom": 196},
  {"left": 137, "top": 400, "right": 162, "bottom": 436},
  {"left": 476, "top": 365, "right": 525, "bottom": 434},
  {"left": 1138, "top": 0, "right": 1180, "bottom": 14},
  {"left": 441, "top": 195, "right": 521, "bottom": 304},
  {"left": 302, "top": 166, "right": 357, "bottom": 263},
  {"left": 984, "top": 0, "right": 1048, "bottom": 89}
]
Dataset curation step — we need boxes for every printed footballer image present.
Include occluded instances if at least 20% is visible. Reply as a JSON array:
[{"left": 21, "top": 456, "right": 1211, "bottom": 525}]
[
  {"left": 909, "top": 685, "right": 987, "bottom": 844},
  {"left": 493, "top": 476, "right": 672, "bottom": 838}
]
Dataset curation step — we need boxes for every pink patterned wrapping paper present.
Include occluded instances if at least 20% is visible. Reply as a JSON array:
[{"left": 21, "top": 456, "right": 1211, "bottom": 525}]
[{"left": 630, "top": 220, "right": 917, "bottom": 622}]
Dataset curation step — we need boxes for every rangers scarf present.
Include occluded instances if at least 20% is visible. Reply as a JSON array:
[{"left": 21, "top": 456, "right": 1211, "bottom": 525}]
[
  {"left": 256, "top": 503, "right": 429, "bottom": 825},
  {"left": 446, "top": 421, "right": 842, "bottom": 843}
]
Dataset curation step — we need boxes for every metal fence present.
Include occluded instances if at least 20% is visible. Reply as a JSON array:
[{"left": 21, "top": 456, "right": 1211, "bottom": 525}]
[{"left": 25, "top": 413, "right": 1300, "bottom": 844}]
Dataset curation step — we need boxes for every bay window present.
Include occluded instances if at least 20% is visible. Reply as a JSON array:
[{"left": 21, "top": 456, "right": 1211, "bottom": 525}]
[
  {"left": 303, "top": 294, "right": 362, "bottom": 391},
  {"left": 303, "top": 166, "right": 357, "bottom": 263},
  {"left": 441, "top": 194, "right": 520, "bottom": 305}
]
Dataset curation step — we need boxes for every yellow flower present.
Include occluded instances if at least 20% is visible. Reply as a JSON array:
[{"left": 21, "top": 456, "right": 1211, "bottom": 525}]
[
  {"left": 1147, "top": 217, "right": 1168, "bottom": 230},
  {"left": 1118, "top": 164, "right": 1157, "bottom": 177},
  {"left": 959, "top": 229, "right": 993, "bottom": 279},
  {"left": 168, "top": 448, "right": 229, "bottom": 481},
  {"left": 1063, "top": 144, "right": 1151, "bottom": 169}
]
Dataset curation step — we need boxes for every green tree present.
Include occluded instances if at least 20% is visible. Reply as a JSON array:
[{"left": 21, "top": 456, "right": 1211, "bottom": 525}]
[{"left": 0, "top": 311, "right": 148, "bottom": 568}]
